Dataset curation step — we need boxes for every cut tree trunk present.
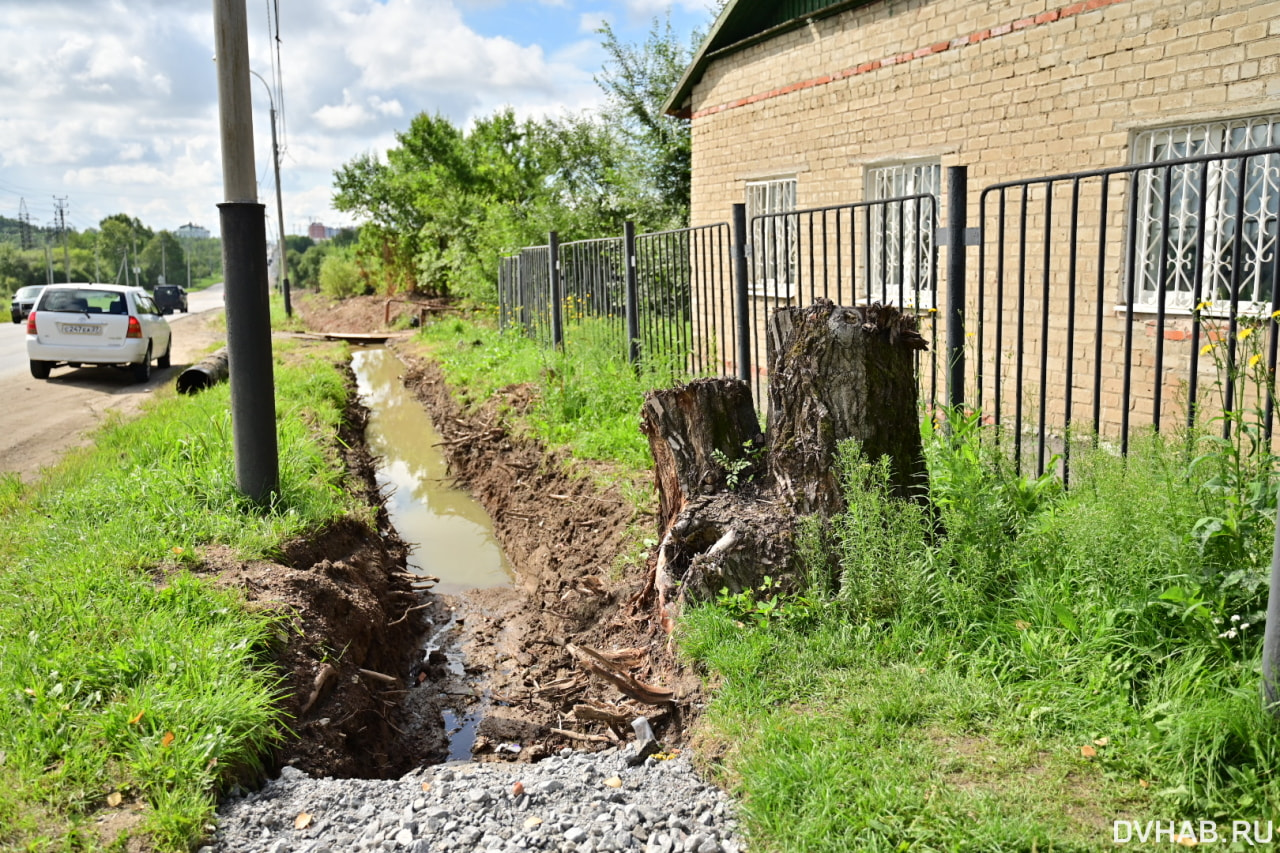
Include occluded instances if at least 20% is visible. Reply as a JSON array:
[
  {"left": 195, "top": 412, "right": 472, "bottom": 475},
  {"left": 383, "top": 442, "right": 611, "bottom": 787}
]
[
  {"left": 638, "top": 298, "right": 929, "bottom": 619},
  {"left": 639, "top": 377, "right": 764, "bottom": 533},
  {"left": 767, "top": 299, "right": 928, "bottom": 514}
]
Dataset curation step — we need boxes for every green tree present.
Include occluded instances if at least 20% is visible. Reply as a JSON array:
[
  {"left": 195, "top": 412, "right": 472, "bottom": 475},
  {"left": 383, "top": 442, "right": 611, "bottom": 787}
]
[
  {"left": 595, "top": 13, "right": 699, "bottom": 228},
  {"left": 139, "top": 231, "right": 186, "bottom": 289},
  {"left": 98, "top": 214, "right": 153, "bottom": 285}
]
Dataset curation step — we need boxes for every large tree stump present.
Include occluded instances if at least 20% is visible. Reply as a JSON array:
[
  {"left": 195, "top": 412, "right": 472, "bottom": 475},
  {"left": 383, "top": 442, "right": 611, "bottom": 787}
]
[
  {"left": 639, "top": 378, "right": 763, "bottom": 532},
  {"left": 767, "top": 299, "right": 928, "bottom": 513},
  {"left": 638, "top": 299, "right": 929, "bottom": 620}
]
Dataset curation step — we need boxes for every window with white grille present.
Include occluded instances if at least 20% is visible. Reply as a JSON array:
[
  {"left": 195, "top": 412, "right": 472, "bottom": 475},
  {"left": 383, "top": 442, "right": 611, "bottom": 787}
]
[
  {"left": 866, "top": 160, "right": 939, "bottom": 310},
  {"left": 1132, "top": 115, "right": 1280, "bottom": 313},
  {"left": 746, "top": 177, "right": 797, "bottom": 298}
]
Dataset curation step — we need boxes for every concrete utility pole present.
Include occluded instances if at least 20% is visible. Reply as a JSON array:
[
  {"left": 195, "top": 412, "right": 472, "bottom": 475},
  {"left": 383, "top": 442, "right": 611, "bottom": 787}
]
[
  {"left": 250, "top": 69, "right": 292, "bottom": 317},
  {"left": 213, "top": 0, "right": 280, "bottom": 503}
]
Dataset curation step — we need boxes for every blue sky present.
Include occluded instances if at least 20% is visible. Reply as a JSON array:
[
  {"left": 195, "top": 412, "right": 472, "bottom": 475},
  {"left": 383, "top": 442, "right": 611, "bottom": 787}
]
[{"left": 0, "top": 0, "right": 718, "bottom": 240}]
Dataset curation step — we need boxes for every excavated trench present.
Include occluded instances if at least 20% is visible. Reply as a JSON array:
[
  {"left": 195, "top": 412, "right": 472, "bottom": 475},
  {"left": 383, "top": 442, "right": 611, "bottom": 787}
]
[
  {"left": 245, "top": 314, "right": 702, "bottom": 784},
  {"left": 351, "top": 345, "right": 513, "bottom": 762}
]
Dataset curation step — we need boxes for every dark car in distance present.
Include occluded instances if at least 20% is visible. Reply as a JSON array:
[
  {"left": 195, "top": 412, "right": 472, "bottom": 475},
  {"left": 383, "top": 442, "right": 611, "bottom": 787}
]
[
  {"left": 11, "top": 285, "right": 44, "bottom": 323},
  {"left": 153, "top": 284, "right": 188, "bottom": 315}
]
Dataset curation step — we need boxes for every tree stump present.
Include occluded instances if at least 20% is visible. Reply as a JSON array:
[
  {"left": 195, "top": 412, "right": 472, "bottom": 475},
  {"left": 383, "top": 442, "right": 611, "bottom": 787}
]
[
  {"left": 767, "top": 299, "right": 928, "bottom": 513},
  {"left": 638, "top": 299, "right": 929, "bottom": 620},
  {"left": 639, "top": 378, "right": 763, "bottom": 532}
]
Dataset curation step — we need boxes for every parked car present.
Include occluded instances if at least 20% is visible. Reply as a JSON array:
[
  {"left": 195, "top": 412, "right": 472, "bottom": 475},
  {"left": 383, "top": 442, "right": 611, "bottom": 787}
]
[
  {"left": 26, "top": 283, "right": 173, "bottom": 383},
  {"left": 10, "top": 285, "right": 44, "bottom": 323},
  {"left": 153, "top": 284, "right": 188, "bottom": 315}
]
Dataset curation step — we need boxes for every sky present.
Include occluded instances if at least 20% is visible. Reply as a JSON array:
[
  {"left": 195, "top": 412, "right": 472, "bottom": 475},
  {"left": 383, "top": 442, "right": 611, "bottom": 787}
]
[{"left": 0, "top": 0, "right": 718, "bottom": 240}]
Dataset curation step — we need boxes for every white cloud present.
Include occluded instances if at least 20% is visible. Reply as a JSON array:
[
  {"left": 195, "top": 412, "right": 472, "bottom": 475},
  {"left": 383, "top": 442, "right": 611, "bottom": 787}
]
[{"left": 0, "top": 0, "right": 710, "bottom": 235}]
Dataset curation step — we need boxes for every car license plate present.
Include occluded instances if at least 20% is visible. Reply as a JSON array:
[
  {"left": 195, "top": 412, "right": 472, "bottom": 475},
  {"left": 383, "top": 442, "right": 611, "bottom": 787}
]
[{"left": 59, "top": 323, "right": 102, "bottom": 336}]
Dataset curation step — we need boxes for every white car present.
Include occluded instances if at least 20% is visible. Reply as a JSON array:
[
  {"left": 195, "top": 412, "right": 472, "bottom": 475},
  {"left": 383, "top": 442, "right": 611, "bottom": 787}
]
[{"left": 26, "top": 283, "right": 173, "bottom": 383}]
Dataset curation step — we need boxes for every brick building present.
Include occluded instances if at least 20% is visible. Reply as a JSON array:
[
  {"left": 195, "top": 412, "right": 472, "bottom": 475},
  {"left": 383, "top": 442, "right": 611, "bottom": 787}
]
[{"left": 664, "top": 0, "right": 1280, "bottom": 450}]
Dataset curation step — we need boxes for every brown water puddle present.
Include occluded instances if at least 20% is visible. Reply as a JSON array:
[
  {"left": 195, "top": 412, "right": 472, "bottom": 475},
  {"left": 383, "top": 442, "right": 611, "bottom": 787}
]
[{"left": 351, "top": 346, "right": 513, "bottom": 594}]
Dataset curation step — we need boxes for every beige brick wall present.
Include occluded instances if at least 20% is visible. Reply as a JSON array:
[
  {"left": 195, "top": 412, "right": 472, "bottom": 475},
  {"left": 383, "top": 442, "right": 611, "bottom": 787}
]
[{"left": 685, "top": 0, "right": 1280, "bottom": 442}]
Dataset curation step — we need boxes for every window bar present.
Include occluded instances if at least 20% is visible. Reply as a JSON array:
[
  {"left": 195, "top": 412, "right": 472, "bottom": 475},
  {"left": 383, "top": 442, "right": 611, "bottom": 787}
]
[
  {"left": 1063, "top": 178, "right": 1081, "bottom": 486},
  {"left": 1188, "top": 163, "right": 1210, "bottom": 433},
  {"left": 1015, "top": 185, "right": 1030, "bottom": 474},
  {"left": 1037, "top": 183, "right": 1053, "bottom": 476},
  {"left": 1121, "top": 172, "right": 1142, "bottom": 456},
  {"left": 1223, "top": 155, "right": 1251, "bottom": 441},
  {"left": 1093, "top": 176, "right": 1110, "bottom": 439},
  {"left": 1153, "top": 162, "right": 1175, "bottom": 431}
]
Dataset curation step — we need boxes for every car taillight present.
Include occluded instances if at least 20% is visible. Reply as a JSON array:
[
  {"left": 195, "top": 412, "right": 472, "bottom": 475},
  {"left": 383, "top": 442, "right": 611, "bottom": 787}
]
[
  {"left": 25, "top": 312, "right": 36, "bottom": 334},
  {"left": 126, "top": 316, "right": 142, "bottom": 339}
]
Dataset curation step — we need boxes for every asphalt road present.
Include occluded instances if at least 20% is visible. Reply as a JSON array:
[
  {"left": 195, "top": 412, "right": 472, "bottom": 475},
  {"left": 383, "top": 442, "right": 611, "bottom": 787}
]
[
  {"left": 0, "top": 282, "right": 227, "bottom": 482},
  {"left": 0, "top": 282, "right": 225, "bottom": 380}
]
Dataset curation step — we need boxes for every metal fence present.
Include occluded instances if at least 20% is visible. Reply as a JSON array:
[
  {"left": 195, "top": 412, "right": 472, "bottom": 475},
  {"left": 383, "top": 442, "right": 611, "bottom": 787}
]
[
  {"left": 498, "top": 144, "right": 1280, "bottom": 478},
  {"left": 970, "top": 144, "right": 1280, "bottom": 478},
  {"left": 498, "top": 197, "right": 939, "bottom": 402}
]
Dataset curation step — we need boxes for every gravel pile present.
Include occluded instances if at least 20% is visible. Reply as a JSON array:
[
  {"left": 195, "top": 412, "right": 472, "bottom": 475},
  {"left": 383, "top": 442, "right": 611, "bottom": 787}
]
[{"left": 206, "top": 745, "right": 746, "bottom": 853}]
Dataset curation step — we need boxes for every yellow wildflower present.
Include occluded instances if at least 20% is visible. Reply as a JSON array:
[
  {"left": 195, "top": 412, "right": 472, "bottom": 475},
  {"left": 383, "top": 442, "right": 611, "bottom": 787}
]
[
  {"left": 1239, "top": 327, "right": 1255, "bottom": 341},
  {"left": 1201, "top": 343, "right": 1216, "bottom": 355},
  {"left": 1196, "top": 300, "right": 1213, "bottom": 311},
  {"left": 1250, "top": 354, "right": 1263, "bottom": 368}
]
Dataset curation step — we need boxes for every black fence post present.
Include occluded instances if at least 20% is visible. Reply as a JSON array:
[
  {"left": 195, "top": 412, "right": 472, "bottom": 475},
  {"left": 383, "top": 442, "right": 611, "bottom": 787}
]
[
  {"left": 945, "top": 166, "right": 968, "bottom": 413},
  {"left": 624, "top": 221, "right": 640, "bottom": 365},
  {"left": 732, "top": 203, "right": 751, "bottom": 384},
  {"left": 549, "top": 231, "right": 563, "bottom": 350}
]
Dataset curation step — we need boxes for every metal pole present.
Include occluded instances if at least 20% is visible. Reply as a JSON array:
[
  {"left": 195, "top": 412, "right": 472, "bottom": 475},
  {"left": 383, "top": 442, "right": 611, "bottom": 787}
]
[
  {"left": 250, "top": 70, "right": 292, "bottom": 319},
  {"left": 731, "top": 203, "right": 751, "bottom": 384},
  {"left": 214, "top": 0, "right": 279, "bottom": 503},
  {"left": 1265, "top": 514, "right": 1280, "bottom": 714},
  {"left": 945, "top": 166, "right": 968, "bottom": 412},
  {"left": 624, "top": 221, "right": 640, "bottom": 364},
  {"left": 549, "top": 231, "right": 564, "bottom": 350}
]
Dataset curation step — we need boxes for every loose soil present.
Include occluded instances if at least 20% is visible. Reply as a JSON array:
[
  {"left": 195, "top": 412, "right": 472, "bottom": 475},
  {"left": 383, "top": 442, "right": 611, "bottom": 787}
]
[{"left": 222, "top": 293, "right": 700, "bottom": 781}]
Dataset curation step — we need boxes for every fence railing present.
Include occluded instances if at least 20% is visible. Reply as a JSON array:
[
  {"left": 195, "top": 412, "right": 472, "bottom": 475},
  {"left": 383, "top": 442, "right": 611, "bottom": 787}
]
[
  {"left": 971, "top": 144, "right": 1280, "bottom": 478},
  {"left": 498, "top": 196, "right": 940, "bottom": 402},
  {"left": 498, "top": 144, "right": 1280, "bottom": 478}
]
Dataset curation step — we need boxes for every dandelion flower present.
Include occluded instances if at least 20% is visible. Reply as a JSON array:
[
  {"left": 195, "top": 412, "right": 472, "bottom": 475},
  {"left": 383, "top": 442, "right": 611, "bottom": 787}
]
[
  {"left": 1239, "top": 327, "right": 1255, "bottom": 341},
  {"left": 1201, "top": 343, "right": 1216, "bottom": 355},
  {"left": 1196, "top": 300, "right": 1213, "bottom": 311},
  {"left": 1250, "top": 354, "right": 1263, "bottom": 367}
]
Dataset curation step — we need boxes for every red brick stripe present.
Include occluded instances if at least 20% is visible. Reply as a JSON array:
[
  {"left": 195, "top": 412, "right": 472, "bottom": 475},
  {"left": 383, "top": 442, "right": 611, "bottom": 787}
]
[{"left": 690, "top": 0, "right": 1130, "bottom": 120}]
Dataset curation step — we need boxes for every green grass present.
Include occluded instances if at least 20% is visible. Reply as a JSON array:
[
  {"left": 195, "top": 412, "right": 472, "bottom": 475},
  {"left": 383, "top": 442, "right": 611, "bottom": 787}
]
[
  {"left": 419, "top": 314, "right": 669, "bottom": 470},
  {"left": 0, "top": 340, "right": 364, "bottom": 851},
  {"left": 679, "top": 425, "right": 1280, "bottom": 851}
]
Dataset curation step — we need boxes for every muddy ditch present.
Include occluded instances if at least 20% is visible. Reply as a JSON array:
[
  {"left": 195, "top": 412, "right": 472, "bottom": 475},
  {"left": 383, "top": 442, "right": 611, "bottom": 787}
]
[{"left": 214, "top": 302, "right": 705, "bottom": 782}]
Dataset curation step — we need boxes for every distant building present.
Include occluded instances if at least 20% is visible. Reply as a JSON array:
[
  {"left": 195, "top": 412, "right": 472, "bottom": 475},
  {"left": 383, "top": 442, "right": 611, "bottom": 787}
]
[{"left": 175, "top": 223, "right": 210, "bottom": 240}]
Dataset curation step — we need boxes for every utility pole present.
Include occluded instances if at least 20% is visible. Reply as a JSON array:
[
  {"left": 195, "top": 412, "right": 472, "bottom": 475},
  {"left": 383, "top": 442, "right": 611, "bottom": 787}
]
[
  {"left": 54, "top": 197, "right": 71, "bottom": 282},
  {"left": 214, "top": 0, "right": 280, "bottom": 503},
  {"left": 18, "top": 199, "right": 32, "bottom": 250},
  {"left": 131, "top": 232, "right": 140, "bottom": 288},
  {"left": 250, "top": 69, "right": 292, "bottom": 318}
]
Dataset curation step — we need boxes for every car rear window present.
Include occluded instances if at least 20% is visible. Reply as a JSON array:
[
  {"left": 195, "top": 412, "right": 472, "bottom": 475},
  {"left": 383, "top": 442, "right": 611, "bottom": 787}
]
[
  {"left": 16, "top": 287, "right": 42, "bottom": 299},
  {"left": 40, "top": 289, "right": 128, "bottom": 315}
]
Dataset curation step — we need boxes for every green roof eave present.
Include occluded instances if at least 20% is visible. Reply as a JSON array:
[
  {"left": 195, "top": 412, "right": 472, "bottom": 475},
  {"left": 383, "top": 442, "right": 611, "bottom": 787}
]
[{"left": 663, "top": 0, "right": 878, "bottom": 119}]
